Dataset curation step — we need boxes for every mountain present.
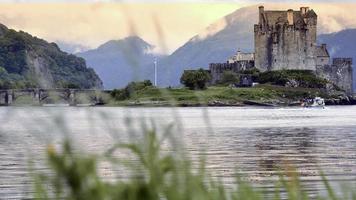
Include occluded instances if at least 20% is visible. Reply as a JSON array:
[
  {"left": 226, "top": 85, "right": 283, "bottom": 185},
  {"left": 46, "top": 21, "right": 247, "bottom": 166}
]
[
  {"left": 155, "top": 6, "right": 257, "bottom": 86},
  {"left": 318, "top": 29, "right": 356, "bottom": 91},
  {"left": 77, "top": 36, "right": 163, "bottom": 89},
  {"left": 0, "top": 23, "right": 102, "bottom": 89}
]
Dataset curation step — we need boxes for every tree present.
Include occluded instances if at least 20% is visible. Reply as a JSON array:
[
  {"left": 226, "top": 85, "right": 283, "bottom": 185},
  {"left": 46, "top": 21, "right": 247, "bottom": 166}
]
[
  {"left": 180, "top": 68, "right": 211, "bottom": 90},
  {"left": 142, "top": 80, "right": 153, "bottom": 87},
  {"left": 219, "top": 71, "right": 239, "bottom": 85},
  {"left": 110, "top": 80, "right": 154, "bottom": 100},
  {"left": 241, "top": 68, "right": 260, "bottom": 82}
]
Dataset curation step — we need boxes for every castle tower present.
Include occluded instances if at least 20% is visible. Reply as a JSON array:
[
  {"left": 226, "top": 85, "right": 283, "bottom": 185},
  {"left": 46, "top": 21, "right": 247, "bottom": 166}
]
[
  {"left": 254, "top": 6, "right": 318, "bottom": 72},
  {"left": 287, "top": 9, "right": 294, "bottom": 25}
]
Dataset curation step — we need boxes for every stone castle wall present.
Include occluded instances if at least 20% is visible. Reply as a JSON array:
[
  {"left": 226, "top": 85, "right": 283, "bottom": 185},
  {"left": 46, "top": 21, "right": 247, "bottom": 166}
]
[
  {"left": 316, "top": 58, "right": 353, "bottom": 94},
  {"left": 209, "top": 61, "right": 254, "bottom": 84},
  {"left": 254, "top": 7, "right": 317, "bottom": 72}
]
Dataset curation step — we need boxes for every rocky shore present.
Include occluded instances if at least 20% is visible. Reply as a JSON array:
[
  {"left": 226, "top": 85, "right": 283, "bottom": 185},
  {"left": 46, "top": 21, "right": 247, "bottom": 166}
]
[
  {"left": 117, "top": 95, "right": 356, "bottom": 107},
  {"left": 325, "top": 95, "right": 356, "bottom": 105}
]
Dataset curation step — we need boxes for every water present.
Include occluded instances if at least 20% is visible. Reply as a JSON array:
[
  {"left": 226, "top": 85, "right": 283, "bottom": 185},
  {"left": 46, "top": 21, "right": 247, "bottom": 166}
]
[{"left": 1, "top": 106, "right": 356, "bottom": 199}]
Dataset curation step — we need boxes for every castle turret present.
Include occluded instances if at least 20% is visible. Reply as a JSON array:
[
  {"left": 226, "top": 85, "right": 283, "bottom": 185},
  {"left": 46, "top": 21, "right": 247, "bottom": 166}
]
[
  {"left": 259, "top": 6, "right": 265, "bottom": 25},
  {"left": 316, "top": 44, "right": 330, "bottom": 66},
  {"left": 287, "top": 9, "right": 294, "bottom": 25},
  {"left": 300, "top": 7, "right": 309, "bottom": 16}
]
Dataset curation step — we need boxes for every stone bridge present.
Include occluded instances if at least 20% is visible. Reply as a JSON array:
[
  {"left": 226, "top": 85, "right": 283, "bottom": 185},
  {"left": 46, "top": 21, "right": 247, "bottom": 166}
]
[{"left": 0, "top": 89, "right": 110, "bottom": 106}]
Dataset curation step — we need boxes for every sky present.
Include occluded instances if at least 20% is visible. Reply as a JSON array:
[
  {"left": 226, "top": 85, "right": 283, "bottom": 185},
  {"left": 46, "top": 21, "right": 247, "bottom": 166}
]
[
  {"left": 0, "top": 1, "right": 356, "bottom": 54},
  {"left": 0, "top": 3, "right": 244, "bottom": 53}
]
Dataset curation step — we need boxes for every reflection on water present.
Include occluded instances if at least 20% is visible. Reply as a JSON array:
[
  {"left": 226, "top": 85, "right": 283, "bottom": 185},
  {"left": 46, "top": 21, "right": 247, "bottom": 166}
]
[
  {"left": 254, "top": 128, "right": 318, "bottom": 175},
  {"left": 0, "top": 106, "right": 356, "bottom": 199}
]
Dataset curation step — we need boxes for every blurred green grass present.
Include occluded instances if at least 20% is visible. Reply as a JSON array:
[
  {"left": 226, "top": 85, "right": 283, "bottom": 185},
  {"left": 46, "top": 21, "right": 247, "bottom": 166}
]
[{"left": 34, "top": 129, "right": 356, "bottom": 200}]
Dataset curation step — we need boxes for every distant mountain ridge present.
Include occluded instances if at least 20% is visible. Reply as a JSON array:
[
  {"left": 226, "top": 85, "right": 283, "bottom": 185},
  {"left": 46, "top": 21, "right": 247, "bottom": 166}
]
[
  {"left": 77, "top": 6, "right": 257, "bottom": 89},
  {"left": 153, "top": 6, "right": 256, "bottom": 86},
  {"left": 0, "top": 23, "right": 102, "bottom": 89},
  {"left": 77, "top": 36, "right": 163, "bottom": 89}
]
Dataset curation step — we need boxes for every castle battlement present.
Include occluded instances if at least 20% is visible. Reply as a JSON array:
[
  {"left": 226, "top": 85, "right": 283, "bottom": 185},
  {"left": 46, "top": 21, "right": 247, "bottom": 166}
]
[
  {"left": 255, "top": 6, "right": 317, "bottom": 31},
  {"left": 228, "top": 51, "right": 255, "bottom": 64},
  {"left": 316, "top": 58, "right": 353, "bottom": 94},
  {"left": 255, "top": 6, "right": 318, "bottom": 72},
  {"left": 333, "top": 58, "right": 352, "bottom": 66}
]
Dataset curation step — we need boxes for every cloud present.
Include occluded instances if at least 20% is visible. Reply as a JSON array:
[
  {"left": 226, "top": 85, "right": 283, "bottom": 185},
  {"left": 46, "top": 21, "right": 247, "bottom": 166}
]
[
  {"left": 195, "top": 17, "right": 228, "bottom": 41},
  {"left": 237, "top": 3, "right": 356, "bottom": 34},
  {"left": 0, "top": 3, "right": 242, "bottom": 54},
  {"left": 0, "top": 0, "right": 355, "bottom": 2},
  {"left": 0, "top": 2, "right": 355, "bottom": 54}
]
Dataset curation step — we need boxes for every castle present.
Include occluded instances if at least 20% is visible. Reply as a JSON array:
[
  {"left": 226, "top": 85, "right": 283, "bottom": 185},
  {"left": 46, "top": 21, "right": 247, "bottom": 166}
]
[
  {"left": 209, "top": 51, "right": 255, "bottom": 84},
  {"left": 255, "top": 6, "right": 317, "bottom": 71},
  {"left": 208, "top": 6, "right": 353, "bottom": 94}
]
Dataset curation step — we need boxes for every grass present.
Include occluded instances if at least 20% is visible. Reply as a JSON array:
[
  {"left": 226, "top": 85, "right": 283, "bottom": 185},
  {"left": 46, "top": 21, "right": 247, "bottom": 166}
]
[
  {"left": 33, "top": 128, "right": 356, "bottom": 200},
  {"left": 110, "top": 85, "right": 330, "bottom": 106}
]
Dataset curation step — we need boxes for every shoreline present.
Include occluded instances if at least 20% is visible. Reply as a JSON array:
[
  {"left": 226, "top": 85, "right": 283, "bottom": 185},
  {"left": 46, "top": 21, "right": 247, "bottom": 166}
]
[
  {"left": 2, "top": 100, "right": 355, "bottom": 108},
  {"left": 104, "top": 98, "right": 356, "bottom": 108},
  {"left": 2, "top": 98, "right": 356, "bottom": 108}
]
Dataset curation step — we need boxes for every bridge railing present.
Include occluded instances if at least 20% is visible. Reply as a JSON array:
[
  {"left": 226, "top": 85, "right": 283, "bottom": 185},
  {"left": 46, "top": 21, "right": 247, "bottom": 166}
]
[{"left": 0, "top": 88, "right": 112, "bottom": 106}]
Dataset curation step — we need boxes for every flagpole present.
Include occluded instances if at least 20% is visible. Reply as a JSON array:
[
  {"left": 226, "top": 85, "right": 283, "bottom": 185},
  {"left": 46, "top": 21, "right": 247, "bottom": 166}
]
[{"left": 154, "top": 58, "right": 157, "bottom": 86}]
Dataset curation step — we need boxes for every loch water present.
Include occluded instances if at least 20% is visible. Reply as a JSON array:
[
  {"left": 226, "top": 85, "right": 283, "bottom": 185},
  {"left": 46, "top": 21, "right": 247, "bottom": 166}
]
[{"left": 0, "top": 106, "right": 356, "bottom": 199}]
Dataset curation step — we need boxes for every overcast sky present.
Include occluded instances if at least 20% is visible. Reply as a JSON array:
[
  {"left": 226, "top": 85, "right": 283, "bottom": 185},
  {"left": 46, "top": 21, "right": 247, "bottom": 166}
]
[
  {"left": 1, "top": 0, "right": 356, "bottom": 2},
  {"left": 0, "top": 1, "right": 355, "bottom": 53}
]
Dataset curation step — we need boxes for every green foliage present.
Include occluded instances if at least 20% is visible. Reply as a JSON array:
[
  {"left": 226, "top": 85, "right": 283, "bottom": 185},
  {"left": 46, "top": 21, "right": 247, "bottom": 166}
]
[
  {"left": 109, "top": 84, "right": 331, "bottom": 106},
  {"left": 0, "top": 25, "right": 102, "bottom": 89},
  {"left": 0, "top": 66, "right": 37, "bottom": 89},
  {"left": 212, "top": 69, "right": 329, "bottom": 90},
  {"left": 34, "top": 128, "right": 354, "bottom": 200},
  {"left": 240, "top": 68, "right": 260, "bottom": 82},
  {"left": 219, "top": 71, "right": 240, "bottom": 86},
  {"left": 111, "top": 80, "right": 154, "bottom": 100},
  {"left": 257, "top": 70, "right": 329, "bottom": 88},
  {"left": 213, "top": 69, "right": 328, "bottom": 90},
  {"left": 0, "top": 30, "right": 28, "bottom": 74},
  {"left": 180, "top": 69, "right": 211, "bottom": 90},
  {"left": 110, "top": 89, "right": 128, "bottom": 101}
]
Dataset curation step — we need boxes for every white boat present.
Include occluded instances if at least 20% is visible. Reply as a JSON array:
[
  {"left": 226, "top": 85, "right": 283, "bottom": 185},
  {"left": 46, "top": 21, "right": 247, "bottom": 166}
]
[{"left": 302, "top": 97, "right": 325, "bottom": 109}]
